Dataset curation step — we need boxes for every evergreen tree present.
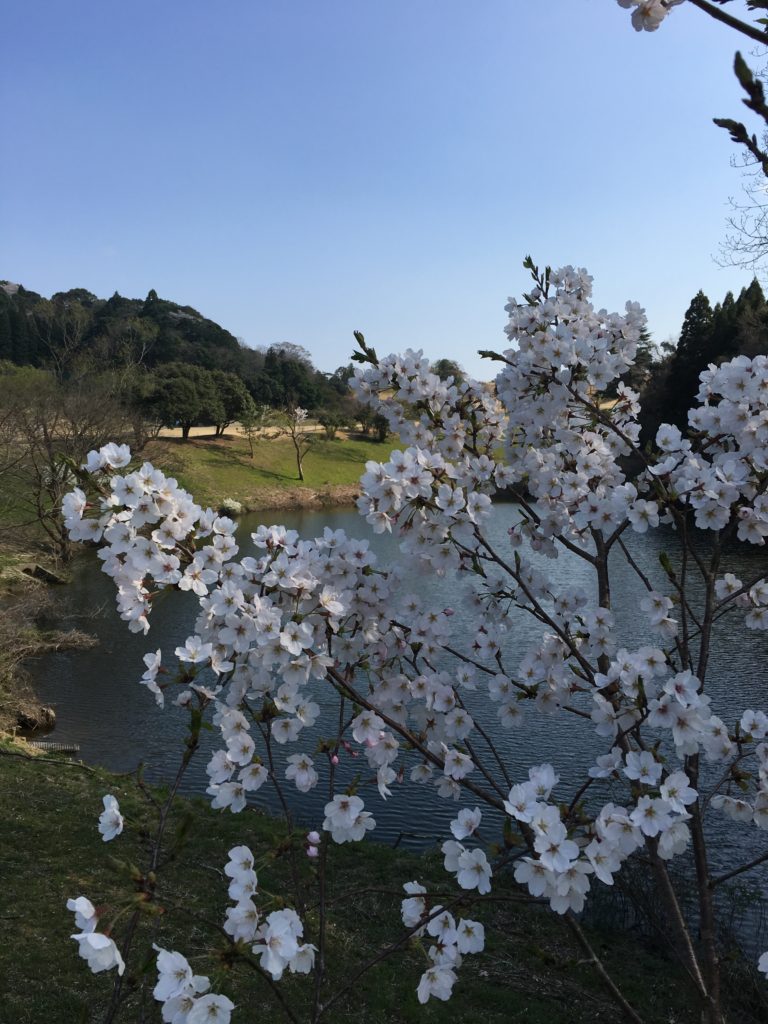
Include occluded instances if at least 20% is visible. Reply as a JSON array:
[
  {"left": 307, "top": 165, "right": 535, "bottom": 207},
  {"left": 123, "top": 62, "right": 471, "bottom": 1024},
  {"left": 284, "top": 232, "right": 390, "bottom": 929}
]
[
  {"left": 639, "top": 282, "right": 768, "bottom": 443},
  {"left": 733, "top": 280, "right": 768, "bottom": 359},
  {"left": 143, "top": 369, "right": 202, "bottom": 440},
  {"left": 210, "top": 370, "right": 251, "bottom": 436},
  {"left": 9, "top": 305, "right": 32, "bottom": 365},
  {"left": 709, "top": 291, "right": 737, "bottom": 365},
  {"left": 666, "top": 290, "right": 714, "bottom": 432},
  {"left": 0, "top": 308, "right": 12, "bottom": 361}
]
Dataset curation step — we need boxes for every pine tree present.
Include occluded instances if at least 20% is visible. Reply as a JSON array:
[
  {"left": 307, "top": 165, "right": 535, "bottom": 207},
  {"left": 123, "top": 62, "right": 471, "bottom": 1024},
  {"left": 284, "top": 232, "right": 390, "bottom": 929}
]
[
  {"left": 732, "top": 280, "right": 768, "bottom": 359},
  {"left": 665, "top": 290, "right": 714, "bottom": 431},
  {"left": 709, "top": 291, "right": 737, "bottom": 365},
  {"left": 10, "top": 306, "right": 32, "bottom": 365},
  {"left": 0, "top": 308, "right": 12, "bottom": 361}
]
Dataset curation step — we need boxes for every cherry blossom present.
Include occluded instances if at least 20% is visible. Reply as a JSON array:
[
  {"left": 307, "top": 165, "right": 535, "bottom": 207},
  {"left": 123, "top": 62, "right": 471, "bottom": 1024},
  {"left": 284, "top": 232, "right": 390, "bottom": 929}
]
[
  {"left": 66, "top": 896, "right": 98, "bottom": 933},
  {"left": 63, "top": 252, "right": 768, "bottom": 1010},
  {"left": 98, "top": 794, "right": 124, "bottom": 842},
  {"left": 71, "top": 931, "right": 125, "bottom": 976}
]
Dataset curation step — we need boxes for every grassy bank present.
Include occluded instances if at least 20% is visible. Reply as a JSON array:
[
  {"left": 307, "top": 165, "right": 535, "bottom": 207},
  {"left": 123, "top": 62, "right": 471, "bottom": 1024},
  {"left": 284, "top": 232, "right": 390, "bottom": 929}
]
[
  {"left": 0, "top": 428, "right": 387, "bottom": 729},
  {"left": 5, "top": 739, "right": 760, "bottom": 1024},
  {"left": 144, "top": 431, "right": 390, "bottom": 511},
  {"left": 0, "top": 555, "right": 98, "bottom": 732}
]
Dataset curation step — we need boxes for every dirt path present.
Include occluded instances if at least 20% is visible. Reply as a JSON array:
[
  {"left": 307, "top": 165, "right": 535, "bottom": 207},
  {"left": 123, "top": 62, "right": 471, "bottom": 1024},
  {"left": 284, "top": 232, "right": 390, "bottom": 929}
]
[
  {"left": 158, "top": 423, "right": 344, "bottom": 441},
  {"left": 242, "top": 483, "right": 359, "bottom": 512}
]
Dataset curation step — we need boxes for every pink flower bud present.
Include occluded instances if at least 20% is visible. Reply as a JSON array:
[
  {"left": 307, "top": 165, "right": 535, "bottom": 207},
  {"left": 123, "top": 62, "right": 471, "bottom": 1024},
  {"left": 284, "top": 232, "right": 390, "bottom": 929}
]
[
  {"left": 330, "top": 754, "right": 339, "bottom": 765},
  {"left": 307, "top": 831, "right": 321, "bottom": 844},
  {"left": 307, "top": 845, "right": 319, "bottom": 858}
]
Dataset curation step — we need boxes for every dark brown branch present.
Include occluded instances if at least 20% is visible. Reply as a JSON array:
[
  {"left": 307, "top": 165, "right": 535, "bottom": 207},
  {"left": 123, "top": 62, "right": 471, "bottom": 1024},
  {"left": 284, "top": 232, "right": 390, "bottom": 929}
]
[
  {"left": 688, "top": 0, "right": 768, "bottom": 46},
  {"left": 710, "top": 847, "right": 768, "bottom": 887},
  {"left": 565, "top": 913, "right": 646, "bottom": 1024}
]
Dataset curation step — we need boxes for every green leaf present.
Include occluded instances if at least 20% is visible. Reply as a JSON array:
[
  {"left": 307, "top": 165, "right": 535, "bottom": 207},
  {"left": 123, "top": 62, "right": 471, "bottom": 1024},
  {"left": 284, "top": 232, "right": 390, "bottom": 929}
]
[{"left": 659, "top": 551, "right": 676, "bottom": 580}]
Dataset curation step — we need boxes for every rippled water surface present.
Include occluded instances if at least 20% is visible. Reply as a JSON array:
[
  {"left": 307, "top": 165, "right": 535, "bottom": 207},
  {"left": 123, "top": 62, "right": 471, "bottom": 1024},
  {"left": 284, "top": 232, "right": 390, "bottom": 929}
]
[{"left": 26, "top": 501, "right": 768, "bottom": 944}]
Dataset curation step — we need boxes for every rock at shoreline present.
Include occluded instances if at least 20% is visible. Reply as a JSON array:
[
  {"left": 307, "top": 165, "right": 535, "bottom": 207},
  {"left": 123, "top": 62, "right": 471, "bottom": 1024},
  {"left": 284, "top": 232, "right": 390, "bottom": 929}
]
[
  {"left": 16, "top": 705, "right": 56, "bottom": 732},
  {"left": 245, "top": 484, "right": 359, "bottom": 512},
  {"left": 21, "top": 564, "right": 66, "bottom": 585}
]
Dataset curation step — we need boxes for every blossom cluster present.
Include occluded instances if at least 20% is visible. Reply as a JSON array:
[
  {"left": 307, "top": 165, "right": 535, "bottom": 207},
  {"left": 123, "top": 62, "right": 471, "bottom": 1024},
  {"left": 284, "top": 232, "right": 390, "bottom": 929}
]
[
  {"left": 506, "top": 760, "right": 694, "bottom": 914},
  {"left": 615, "top": 0, "right": 685, "bottom": 33},
  {"left": 400, "top": 883, "right": 485, "bottom": 1003},
  {"left": 491, "top": 265, "right": 655, "bottom": 555},
  {"left": 67, "top": 897, "right": 125, "bottom": 977},
  {"left": 645, "top": 356, "right": 768, "bottom": 552},
  {"left": 153, "top": 946, "right": 233, "bottom": 1024},
  {"left": 220, "top": 843, "right": 317, "bottom": 980},
  {"left": 63, "top": 260, "right": 768, "bottom": 1005}
]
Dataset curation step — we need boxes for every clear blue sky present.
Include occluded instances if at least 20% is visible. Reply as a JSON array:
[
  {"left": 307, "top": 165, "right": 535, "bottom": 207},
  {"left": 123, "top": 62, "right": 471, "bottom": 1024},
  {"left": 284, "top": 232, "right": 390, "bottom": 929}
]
[{"left": 0, "top": 0, "right": 761, "bottom": 378}]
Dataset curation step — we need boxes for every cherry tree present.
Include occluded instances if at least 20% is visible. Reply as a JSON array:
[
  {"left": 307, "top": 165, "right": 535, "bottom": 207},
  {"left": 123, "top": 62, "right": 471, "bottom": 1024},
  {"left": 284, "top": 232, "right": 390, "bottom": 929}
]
[
  {"left": 280, "top": 405, "right": 314, "bottom": 482},
  {"left": 59, "top": 5, "right": 768, "bottom": 1024},
  {"left": 62, "top": 254, "right": 768, "bottom": 1023}
]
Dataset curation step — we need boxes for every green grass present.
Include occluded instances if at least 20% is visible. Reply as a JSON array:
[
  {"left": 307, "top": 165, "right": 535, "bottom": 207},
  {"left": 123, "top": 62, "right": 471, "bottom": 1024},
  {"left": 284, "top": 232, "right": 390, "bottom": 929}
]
[
  {"left": 145, "top": 433, "right": 391, "bottom": 508},
  {"left": 0, "top": 430, "right": 388, "bottom": 538},
  {"left": 1, "top": 740, "right": 730, "bottom": 1024}
]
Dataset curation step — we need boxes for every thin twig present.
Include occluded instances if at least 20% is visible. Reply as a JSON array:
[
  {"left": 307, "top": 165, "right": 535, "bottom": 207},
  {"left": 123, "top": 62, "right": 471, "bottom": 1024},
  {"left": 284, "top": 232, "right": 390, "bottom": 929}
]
[
  {"left": 709, "top": 848, "right": 768, "bottom": 888},
  {"left": 564, "top": 913, "right": 646, "bottom": 1024}
]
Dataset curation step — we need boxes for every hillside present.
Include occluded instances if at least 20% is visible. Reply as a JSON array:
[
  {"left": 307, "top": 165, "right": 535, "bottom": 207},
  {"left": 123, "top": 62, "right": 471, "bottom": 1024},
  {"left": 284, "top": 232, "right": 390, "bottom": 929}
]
[{"left": 0, "top": 280, "right": 353, "bottom": 411}]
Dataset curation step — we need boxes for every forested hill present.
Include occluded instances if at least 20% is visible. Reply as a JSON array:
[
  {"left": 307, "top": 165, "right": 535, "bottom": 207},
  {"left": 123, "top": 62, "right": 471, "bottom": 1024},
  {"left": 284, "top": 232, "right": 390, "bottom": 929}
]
[
  {"left": 0, "top": 281, "right": 349, "bottom": 409},
  {"left": 0, "top": 283, "right": 242, "bottom": 372}
]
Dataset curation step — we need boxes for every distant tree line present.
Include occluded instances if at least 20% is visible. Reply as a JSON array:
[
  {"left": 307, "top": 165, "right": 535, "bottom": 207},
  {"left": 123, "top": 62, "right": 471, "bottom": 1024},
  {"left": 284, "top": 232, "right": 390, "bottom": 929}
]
[
  {"left": 637, "top": 279, "right": 768, "bottom": 444},
  {"left": 0, "top": 282, "right": 379, "bottom": 436},
  {"left": 0, "top": 281, "right": 404, "bottom": 560}
]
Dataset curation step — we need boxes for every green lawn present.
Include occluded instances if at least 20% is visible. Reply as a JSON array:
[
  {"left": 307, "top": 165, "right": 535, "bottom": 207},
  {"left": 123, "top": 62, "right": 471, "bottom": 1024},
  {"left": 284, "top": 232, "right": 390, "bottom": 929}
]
[
  {"left": 2, "top": 740, "right": 744, "bottom": 1024},
  {"left": 145, "top": 433, "right": 390, "bottom": 508}
]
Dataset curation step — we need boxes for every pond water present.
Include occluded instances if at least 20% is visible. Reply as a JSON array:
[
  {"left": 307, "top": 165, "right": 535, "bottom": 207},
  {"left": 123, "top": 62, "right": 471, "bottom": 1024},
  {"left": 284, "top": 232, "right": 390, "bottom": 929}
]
[{"left": 26, "top": 501, "right": 768, "bottom": 947}]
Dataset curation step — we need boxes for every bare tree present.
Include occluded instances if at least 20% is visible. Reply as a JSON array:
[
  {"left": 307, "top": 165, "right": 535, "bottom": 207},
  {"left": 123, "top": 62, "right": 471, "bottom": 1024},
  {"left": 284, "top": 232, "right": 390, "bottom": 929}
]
[
  {"left": 714, "top": 49, "right": 768, "bottom": 275},
  {"left": 0, "top": 366, "right": 134, "bottom": 561},
  {"left": 238, "top": 400, "right": 274, "bottom": 459},
  {"left": 280, "top": 406, "right": 314, "bottom": 481},
  {"left": 30, "top": 298, "right": 90, "bottom": 383}
]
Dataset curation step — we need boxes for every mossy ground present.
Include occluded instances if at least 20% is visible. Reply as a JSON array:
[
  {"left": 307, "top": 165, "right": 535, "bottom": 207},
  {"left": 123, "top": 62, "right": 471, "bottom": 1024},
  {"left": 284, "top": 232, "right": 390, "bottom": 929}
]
[{"left": 0, "top": 740, "right": 739, "bottom": 1024}]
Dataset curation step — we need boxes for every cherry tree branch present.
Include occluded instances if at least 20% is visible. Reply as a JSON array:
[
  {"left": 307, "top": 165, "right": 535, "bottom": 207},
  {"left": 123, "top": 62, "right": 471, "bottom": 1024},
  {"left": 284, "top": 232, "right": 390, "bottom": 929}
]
[{"left": 688, "top": 0, "right": 768, "bottom": 45}]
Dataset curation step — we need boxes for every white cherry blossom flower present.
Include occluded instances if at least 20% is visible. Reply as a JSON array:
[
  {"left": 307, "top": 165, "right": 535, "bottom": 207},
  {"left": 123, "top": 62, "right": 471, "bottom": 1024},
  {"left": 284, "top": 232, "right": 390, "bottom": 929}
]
[
  {"left": 98, "top": 795, "right": 124, "bottom": 842},
  {"left": 456, "top": 848, "right": 492, "bottom": 894},
  {"left": 186, "top": 993, "right": 236, "bottom": 1024},
  {"left": 67, "top": 896, "right": 97, "bottom": 933},
  {"left": 417, "top": 963, "right": 457, "bottom": 1004},
  {"left": 71, "top": 931, "right": 125, "bottom": 975},
  {"left": 450, "top": 807, "right": 482, "bottom": 840}
]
